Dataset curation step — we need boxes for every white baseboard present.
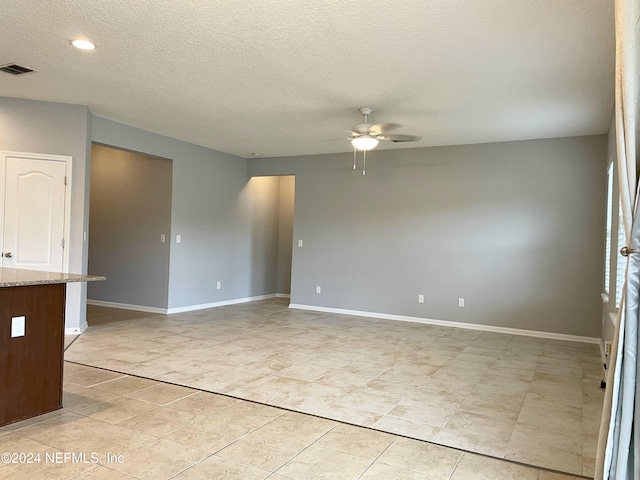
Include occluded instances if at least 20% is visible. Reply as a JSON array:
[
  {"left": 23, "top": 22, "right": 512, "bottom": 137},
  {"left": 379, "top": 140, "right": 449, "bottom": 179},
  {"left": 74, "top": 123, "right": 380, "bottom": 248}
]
[
  {"left": 87, "top": 299, "right": 168, "bottom": 314},
  {"left": 65, "top": 322, "right": 87, "bottom": 335},
  {"left": 166, "top": 294, "right": 278, "bottom": 314},
  {"left": 276, "top": 293, "right": 291, "bottom": 298},
  {"left": 288, "top": 303, "right": 600, "bottom": 344},
  {"left": 88, "top": 294, "right": 281, "bottom": 315}
]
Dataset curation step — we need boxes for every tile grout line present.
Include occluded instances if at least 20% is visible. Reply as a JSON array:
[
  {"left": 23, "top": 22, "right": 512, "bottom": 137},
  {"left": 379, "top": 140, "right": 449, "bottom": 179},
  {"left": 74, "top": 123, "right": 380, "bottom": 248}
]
[
  {"left": 264, "top": 421, "right": 344, "bottom": 477},
  {"left": 161, "top": 404, "right": 292, "bottom": 478},
  {"left": 63, "top": 334, "right": 80, "bottom": 352},
  {"left": 445, "top": 451, "right": 466, "bottom": 480},
  {"left": 353, "top": 436, "right": 400, "bottom": 480}
]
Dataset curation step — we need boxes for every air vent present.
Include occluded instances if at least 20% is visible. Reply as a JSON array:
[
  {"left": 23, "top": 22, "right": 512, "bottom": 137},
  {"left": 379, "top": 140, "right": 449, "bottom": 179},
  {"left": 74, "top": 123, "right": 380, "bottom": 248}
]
[{"left": 0, "top": 64, "right": 35, "bottom": 75}]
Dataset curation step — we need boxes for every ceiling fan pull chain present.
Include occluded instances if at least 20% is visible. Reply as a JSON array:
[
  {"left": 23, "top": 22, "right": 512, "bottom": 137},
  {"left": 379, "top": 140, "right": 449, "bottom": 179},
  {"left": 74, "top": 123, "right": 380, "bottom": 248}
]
[
  {"left": 353, "top": 147, "right": 357, "bottom": 170},
  {"left": 363, "top": 150, "right": 366, "bottom": 175}
]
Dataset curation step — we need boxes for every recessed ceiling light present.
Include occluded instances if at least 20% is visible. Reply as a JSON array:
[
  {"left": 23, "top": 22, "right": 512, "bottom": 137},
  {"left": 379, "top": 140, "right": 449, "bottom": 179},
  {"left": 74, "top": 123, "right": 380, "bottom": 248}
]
[{"left": 70, "top": 39, "right": 96, "bottom": 50}]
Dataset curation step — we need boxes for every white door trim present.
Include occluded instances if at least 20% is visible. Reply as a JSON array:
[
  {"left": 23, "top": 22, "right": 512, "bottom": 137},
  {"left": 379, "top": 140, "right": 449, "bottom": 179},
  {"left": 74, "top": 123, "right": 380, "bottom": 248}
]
[{"left": 0, "top": 151, "right": 73, "bottom": 273}]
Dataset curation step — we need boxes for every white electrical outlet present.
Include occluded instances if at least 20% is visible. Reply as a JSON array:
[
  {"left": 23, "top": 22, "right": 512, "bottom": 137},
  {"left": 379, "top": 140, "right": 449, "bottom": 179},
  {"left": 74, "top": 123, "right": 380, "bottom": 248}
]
[
  {"left": 298, "top": 239, "right": 303, "bottom": 247},
  {"left": 315, "top": 285, "right": 321, "bottom": 294},
  {"left": 458, "top": 298, "right": 465, "bottom": 307},
  {"left": 418, "top": 294, "right": 424, "bottom": 304},
  {"left": 11, "top": 316, "right": 25, "bottom": 338},
  {"left": 160, "top": 234, "right": 166, "bottom": 243},
  {"left": 176, "top": 235, "right": 181, "bottom": 243},
  {"left": 216, "top": 281, "right": 221, "bottom": 290}
]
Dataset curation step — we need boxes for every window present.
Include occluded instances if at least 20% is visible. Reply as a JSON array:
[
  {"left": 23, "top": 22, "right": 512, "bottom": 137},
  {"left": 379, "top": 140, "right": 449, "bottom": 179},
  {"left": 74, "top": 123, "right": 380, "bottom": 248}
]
[
  {"left": 604, "top": 162, "right": 614, "bottom": 294},
  {"left": 616, "top": 199, "right": 627, "bottom": 308}
]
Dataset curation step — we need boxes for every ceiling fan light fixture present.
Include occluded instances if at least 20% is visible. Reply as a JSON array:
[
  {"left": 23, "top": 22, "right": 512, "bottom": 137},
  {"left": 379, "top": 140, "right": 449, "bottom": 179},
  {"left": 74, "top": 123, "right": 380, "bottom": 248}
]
[{"left": 351, "top": 135, "right": 379, "bottom": 151}]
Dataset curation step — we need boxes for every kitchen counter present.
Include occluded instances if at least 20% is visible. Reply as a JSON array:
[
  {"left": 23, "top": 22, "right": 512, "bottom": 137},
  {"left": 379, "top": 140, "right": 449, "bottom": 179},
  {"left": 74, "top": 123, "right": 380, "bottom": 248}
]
[{"left": 0, "top": 267, "right": 105, "bottom": 287}]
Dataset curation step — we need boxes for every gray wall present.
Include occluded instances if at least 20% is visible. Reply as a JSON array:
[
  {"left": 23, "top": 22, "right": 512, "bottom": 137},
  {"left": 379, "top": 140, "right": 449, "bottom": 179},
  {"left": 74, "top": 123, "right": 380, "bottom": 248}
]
[
  {"left": 277, "top": 176, "right": 295, "bottom": 294},
  {"left": 0, "top": 97, "right": 91, "bottom": 331},
  {"left": 91, "top": 116, "right": 279, "bottom": 309},
  {"left": 248, "top": 135, "right": 607, "bottom": 337},
  {"left": 88, "top": 144, "right": 173, "bottom": 308}
]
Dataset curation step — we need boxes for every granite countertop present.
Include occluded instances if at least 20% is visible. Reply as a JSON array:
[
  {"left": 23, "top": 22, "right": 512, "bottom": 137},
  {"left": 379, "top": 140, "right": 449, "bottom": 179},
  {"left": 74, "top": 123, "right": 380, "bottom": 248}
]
[{"left": 0, "top": 268, "right": 105, "bottom": 287}]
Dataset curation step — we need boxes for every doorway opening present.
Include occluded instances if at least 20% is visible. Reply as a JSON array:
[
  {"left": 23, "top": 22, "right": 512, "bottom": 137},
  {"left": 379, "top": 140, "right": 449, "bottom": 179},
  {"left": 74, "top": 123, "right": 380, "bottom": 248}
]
[
  {"left": 248, "top": 175, "right": 295, "bottom": 298},
  {"left": 275, "top": 175, "right": 295, "bottom": 297},
  {"left": 87, "top": 144, "right": 172, "bottom": 312}
]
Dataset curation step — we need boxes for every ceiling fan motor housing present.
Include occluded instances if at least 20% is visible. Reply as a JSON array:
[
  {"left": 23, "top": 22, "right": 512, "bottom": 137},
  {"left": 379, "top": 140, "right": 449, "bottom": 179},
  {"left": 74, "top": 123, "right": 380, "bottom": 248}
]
[{"left": 353, "top": 123, "right": 374, "bottom": 135}]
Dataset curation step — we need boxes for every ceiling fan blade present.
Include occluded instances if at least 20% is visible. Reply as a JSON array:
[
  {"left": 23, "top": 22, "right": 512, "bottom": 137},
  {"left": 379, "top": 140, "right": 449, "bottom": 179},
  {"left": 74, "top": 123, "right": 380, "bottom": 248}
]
[
  {"left": 379, "top": 134, "right": 422, "bottom": 142},
  {"left": 369, "top": 123, "right": 400, "bottom": 135}
]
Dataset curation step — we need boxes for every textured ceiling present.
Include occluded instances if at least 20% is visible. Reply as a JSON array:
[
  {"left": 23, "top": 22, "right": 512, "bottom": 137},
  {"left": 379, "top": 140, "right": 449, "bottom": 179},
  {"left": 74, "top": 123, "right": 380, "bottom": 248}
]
[{"left": 0, "top": 0, "right": 615, "bottom": 158}]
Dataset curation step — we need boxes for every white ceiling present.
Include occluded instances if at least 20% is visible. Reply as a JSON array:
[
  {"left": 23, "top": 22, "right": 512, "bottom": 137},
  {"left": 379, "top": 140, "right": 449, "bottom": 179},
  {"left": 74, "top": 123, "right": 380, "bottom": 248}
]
[{"left": 0, "top": 0, "right": 615, "bottom": 158}]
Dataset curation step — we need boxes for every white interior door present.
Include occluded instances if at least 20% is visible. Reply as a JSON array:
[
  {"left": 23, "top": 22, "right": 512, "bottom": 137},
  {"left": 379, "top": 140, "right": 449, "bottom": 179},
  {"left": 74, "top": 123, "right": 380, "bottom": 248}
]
[{"left": 1, "top": 152, "right": 71, "bottom": 272}]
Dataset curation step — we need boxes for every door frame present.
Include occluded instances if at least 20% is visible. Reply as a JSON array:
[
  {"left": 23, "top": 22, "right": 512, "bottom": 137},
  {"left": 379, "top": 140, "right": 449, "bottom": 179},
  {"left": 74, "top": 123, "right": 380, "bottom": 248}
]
[{"left": 0, "top": 151, "right": 73, "bottom": 273}]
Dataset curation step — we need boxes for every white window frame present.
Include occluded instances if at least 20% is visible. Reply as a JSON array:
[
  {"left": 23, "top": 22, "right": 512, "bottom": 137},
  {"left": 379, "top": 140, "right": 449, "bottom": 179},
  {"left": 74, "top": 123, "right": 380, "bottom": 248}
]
[{"left": 604, "top": 162, "right": 614, "bottom": 295}]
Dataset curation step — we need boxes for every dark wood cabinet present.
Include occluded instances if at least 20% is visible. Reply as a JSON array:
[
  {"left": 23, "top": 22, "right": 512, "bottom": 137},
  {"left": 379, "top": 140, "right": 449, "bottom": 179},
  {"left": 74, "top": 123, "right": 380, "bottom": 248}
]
[{"left": 0, "top": 283, "right": 67, "bottom": 426}]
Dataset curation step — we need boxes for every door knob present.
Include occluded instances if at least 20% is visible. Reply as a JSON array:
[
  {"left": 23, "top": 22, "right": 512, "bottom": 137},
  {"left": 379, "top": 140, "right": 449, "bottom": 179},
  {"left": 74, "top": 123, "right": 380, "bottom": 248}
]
[{"left": 4, "top": 252, "right": 12, "bottom": 258}]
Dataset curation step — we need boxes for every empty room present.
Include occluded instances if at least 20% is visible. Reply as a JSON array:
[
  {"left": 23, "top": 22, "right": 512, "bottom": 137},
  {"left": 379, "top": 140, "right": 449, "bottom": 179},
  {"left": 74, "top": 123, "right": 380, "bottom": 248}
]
[{"left": 1, "top": 1, "right": 638, "bottom": 480}]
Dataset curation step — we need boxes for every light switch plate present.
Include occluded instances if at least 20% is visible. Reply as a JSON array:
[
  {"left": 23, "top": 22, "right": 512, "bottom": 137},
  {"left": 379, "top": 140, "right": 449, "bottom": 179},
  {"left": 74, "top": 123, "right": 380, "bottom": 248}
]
[{"left": 11, "top": 316, "right": 25, "bottom": 338}]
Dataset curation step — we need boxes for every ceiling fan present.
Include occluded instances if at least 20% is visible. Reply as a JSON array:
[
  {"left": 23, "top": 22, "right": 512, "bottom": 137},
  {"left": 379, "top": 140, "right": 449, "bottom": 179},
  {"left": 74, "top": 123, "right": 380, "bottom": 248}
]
[{"left": 348, "top": 107, "right": 421, "bottom": 175}]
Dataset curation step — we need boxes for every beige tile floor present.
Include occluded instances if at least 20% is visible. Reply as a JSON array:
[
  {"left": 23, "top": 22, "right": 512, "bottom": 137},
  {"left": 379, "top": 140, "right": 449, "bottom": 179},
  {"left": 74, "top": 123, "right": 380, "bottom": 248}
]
[
  {"left": 57, "top": 298, "right": 603, "bottom": 477},
  {"left": 1, "top": 364, "right": 583, "bottom": 480}
]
